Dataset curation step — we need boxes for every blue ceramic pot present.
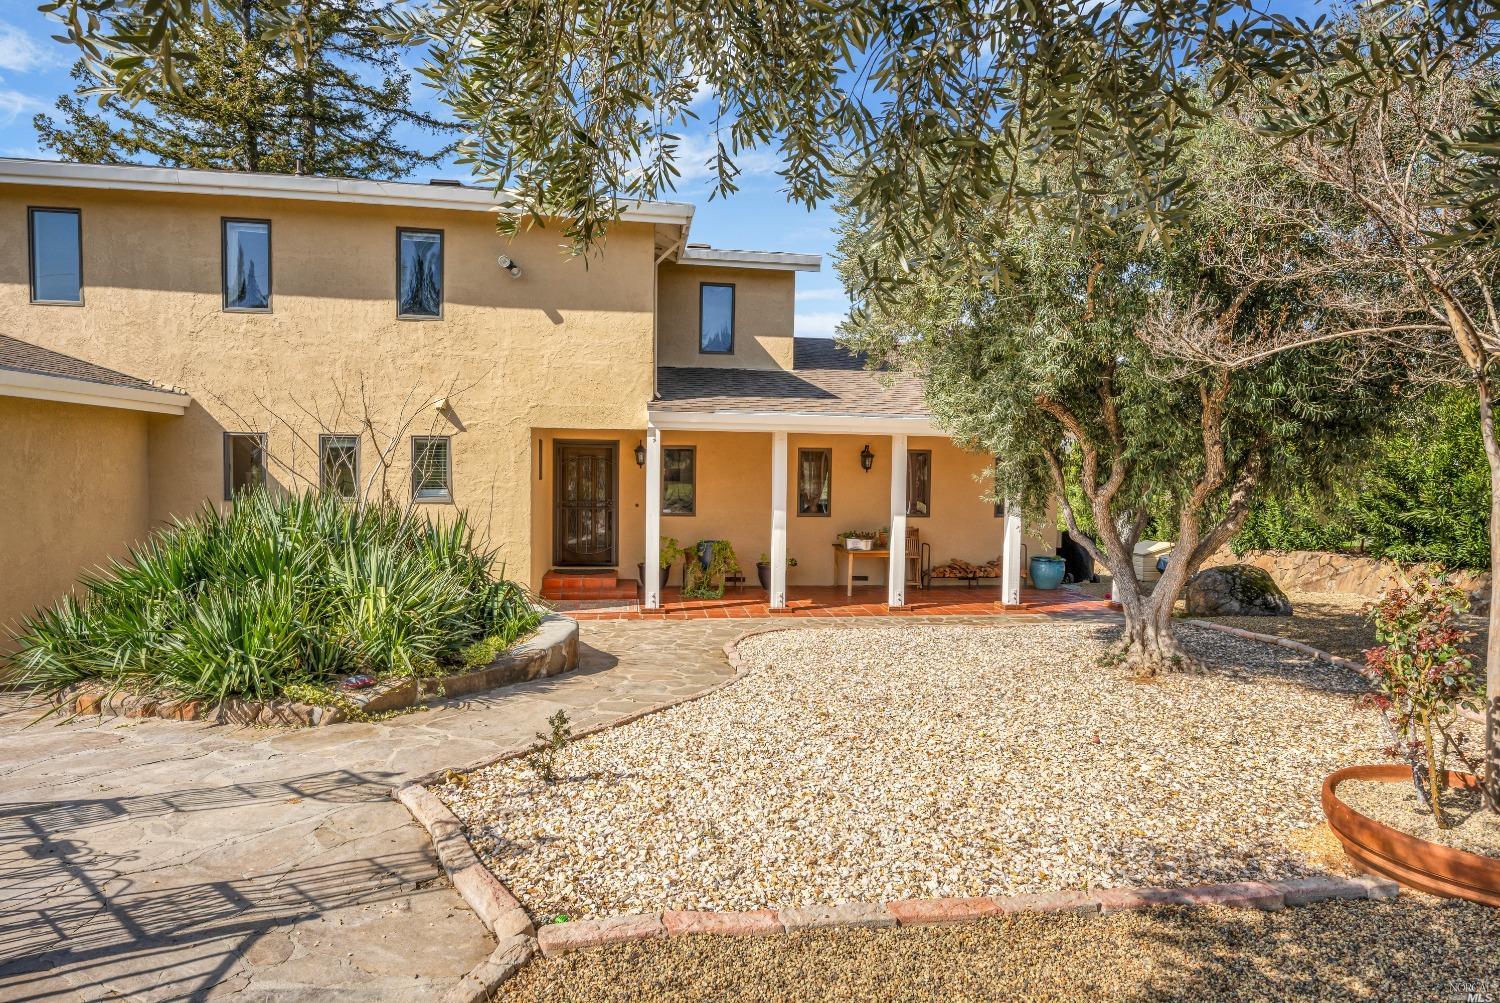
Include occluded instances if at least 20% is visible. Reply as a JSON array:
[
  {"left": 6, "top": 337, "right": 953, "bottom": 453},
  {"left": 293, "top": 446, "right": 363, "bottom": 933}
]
[{"left": 1029, "top": 555, "right": 1066, "bottom": 590}]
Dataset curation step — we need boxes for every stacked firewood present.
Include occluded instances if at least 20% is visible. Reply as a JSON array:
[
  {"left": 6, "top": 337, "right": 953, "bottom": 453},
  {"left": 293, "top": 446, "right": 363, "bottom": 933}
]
[{"left": 928, "top": 558, "right": 1003, "bottom": 579}]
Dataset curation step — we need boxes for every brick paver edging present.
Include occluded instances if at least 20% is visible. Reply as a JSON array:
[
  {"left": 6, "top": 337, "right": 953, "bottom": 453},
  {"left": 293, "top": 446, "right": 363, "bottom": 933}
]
[
  {"left": 395, "top": 621, "right": 1397, "bottom": 996},
  {"left": 533, "top": 875, "right": 1400, "bottom": 958},
  {"left": 391, "top": 623, "right": 794, "bottom": 1001}
]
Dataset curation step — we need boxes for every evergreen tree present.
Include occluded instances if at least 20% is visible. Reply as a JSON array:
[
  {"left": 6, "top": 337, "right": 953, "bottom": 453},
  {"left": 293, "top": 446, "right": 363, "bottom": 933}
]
[{"left": 34, "top": 0, "right": 453, "bottom": 179}]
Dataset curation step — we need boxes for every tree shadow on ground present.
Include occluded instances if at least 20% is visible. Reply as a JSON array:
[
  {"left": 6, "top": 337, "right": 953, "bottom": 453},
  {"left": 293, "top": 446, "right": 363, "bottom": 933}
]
[{"left": 0, "top": 767, "right": 413, "bottom": 1002}]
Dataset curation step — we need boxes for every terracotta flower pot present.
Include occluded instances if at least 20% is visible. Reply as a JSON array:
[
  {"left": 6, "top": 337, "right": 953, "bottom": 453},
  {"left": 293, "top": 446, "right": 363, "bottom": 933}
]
[{"left": 1321, "top": 764, "right": 1500, "bottom": 906}]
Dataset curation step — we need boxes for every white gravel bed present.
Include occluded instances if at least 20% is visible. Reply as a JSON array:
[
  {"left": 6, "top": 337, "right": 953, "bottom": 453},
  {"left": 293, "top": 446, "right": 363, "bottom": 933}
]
[{"left": 436, "top": 621, "right": 1386, "bottom": 920}]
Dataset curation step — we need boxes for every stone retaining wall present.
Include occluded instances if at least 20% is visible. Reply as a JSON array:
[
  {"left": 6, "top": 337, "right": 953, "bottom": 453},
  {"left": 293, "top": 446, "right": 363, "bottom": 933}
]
[
  {"left": 1204, "top": 548, "right": 1489, "bottom": 606},
  {"left": 56, "top": 612, "right": 580, "bottom": 727}
]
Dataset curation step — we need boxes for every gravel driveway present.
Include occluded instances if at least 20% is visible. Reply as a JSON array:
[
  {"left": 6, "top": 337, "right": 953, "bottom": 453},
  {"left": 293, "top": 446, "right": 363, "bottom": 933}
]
[{"left": 438, "top": 621, "right": 1383, "bottom": 920}]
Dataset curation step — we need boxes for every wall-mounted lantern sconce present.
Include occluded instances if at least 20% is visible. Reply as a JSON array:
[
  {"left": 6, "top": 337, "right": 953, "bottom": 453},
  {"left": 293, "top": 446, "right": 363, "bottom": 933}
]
[
  {"left": 860, "top": 444, "right": 874, "bottom": 472},
  {"left": 634, "top": 441, "right": 647, "bottom": 467}
]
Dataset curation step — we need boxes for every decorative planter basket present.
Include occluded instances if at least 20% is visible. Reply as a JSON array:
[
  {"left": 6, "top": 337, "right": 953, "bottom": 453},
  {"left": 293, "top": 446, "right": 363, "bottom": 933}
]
[
  {"left": 844, "top": 538, "right": 874, "bottom": 551},
  {"left": 1321, "top": 764, "right": 1500, "bottom": 906}
]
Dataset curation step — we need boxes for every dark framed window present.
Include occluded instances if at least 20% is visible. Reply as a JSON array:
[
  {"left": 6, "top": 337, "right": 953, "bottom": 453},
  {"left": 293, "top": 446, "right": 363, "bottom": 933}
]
[
  {"left": 319, "top": 434, "right": 360, "bottom": 499},
  {"left": 796, "top": 448, "right": 831, "bottom": 516},
  {"left": 993, "top": 457, "right": 1006, "bottom": 518},
  {"left": 412, "top": 435, "right": 452, "bottom": 502},
  {"left": 223, "top": 432, "right": 267, "bottom": 500},
  {"left": 222, "top": 218, "right": 271, "bottom": 311},
  {"left": 663, "top": 446, "right": 696, "bottom": 515},
  {"left": 907, "top": 450, "right": 932, "bottom": 517},
  {"left": 28, "top": 207, "right": 82, "bottom": 304},
  {"left": 397, "top": 228, "right": 444, "bottom": 319},
  {"left": 699, "top": 282, "right": 734, "bottom": 353}
]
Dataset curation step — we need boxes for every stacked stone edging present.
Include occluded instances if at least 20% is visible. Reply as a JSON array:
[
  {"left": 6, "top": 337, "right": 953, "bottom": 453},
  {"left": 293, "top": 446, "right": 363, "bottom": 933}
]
[
  {"left": 51, "top": 612, "right": 579, "bottom": 727},
  {"left": 1204, "top": 548, "right": 1489, "bottom": 608},
  {"left": 531, "top": 875, "right": 1400, "bottom": 958}
]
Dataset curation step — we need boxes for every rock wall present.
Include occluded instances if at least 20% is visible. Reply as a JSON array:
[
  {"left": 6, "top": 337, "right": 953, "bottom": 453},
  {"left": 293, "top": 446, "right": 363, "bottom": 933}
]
[{"left": 1203, "top": 548, "right": 1490, "bottom": 607}]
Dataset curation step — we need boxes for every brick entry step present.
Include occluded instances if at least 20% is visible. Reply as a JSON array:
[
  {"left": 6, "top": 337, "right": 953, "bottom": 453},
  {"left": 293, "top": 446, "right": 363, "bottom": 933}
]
[{"left": 541, "top": 569, "right": 639, "bottom": 601}]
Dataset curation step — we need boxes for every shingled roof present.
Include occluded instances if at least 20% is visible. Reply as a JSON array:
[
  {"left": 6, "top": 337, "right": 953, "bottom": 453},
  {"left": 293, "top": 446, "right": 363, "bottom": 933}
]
[
  {"left": 0, "top": 334, "right": 177, "bottom": 395},
  {"left": 654, "top": 339, "right": 928, "bottom": 418}
]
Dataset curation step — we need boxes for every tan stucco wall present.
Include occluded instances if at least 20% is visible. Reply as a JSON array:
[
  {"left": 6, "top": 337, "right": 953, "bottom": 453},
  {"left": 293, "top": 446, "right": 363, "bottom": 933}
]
[
  {"left": 0, "top": 396, "right": 151, "bottom": 651},
  {"left": 2, "top": 184, "right": 659, "bottom": 588},
  {"left": 656, "top": 263, "right": 795, "bottom": 370},
  {"left": 644, "top": 432, "right": 1058, "bottom": 589}
]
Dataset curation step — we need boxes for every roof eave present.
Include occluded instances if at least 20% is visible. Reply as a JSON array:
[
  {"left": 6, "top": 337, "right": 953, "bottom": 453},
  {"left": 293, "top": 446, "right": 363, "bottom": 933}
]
[
  {"left": 648, "top": 408, "right": 936, "bottom": 435},
  {"left": 0, "top": 158, "right": 697, "bottom": 226},
  {"left": 0, "top": 368, "right": 190, "bottom": 415}
]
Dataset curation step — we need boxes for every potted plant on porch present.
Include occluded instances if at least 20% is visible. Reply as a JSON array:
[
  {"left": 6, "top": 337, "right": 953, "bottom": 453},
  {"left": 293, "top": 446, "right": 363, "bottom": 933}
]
[
  {"left": 755, "top": 553, "right": 798, "bottom": 591},
  {"left": 682, "top": 540, "right": 739, "bottom": 599},
  {"left": 638, "top": 536, "right": 683, "bottom": 591},
  {"left": 1320, "top": 575, "right": 1500, "bottom": 904},
  {"left": 838, "top": 530, "right": 878, "bottom": 551}
]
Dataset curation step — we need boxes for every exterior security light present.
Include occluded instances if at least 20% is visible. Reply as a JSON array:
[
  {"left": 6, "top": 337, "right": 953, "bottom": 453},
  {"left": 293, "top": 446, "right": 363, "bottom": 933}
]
[
  {"left": 860, "top": 443, "right": 874, "bottom": 472},
  {"left": 497, "top": 254, "right": 522, "bottom": 278},
  {"left": 634, "top": 441, "right": 647, "bottom": 467}
]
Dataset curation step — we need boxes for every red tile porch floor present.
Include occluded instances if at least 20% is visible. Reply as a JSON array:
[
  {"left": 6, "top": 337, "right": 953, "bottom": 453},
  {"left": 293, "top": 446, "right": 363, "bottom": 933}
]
[{"left": 554, "top": 583, "right": 1113, "bottom": 620}]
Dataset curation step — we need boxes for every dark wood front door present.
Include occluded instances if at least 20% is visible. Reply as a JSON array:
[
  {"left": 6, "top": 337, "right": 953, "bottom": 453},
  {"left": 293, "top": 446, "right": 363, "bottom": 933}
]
[{"left": 554, "top": 442, "right": 617, "bottom": 566}]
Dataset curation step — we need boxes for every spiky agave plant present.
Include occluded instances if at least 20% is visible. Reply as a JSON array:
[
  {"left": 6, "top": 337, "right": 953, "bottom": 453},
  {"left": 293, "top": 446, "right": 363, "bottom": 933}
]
[{"left": 7, "top": 491, "right": 541, "bottom": 702}]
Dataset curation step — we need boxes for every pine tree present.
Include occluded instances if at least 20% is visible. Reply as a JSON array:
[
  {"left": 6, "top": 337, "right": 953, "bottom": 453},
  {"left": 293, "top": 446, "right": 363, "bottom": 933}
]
[{"left": 34, "top": 0, "right": 453, "bottom": 179}]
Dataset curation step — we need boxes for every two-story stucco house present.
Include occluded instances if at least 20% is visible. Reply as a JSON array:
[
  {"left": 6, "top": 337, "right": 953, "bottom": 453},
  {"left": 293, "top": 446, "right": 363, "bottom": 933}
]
[{"left": 0, "top": 158, "right": 1055, "bottom": 635}]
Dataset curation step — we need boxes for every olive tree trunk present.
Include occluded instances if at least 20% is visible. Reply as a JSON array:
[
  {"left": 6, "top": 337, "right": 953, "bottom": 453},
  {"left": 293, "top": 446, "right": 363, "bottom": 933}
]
[{"left": 1476, "top": 374, "right": 1500, "bottom": 811}]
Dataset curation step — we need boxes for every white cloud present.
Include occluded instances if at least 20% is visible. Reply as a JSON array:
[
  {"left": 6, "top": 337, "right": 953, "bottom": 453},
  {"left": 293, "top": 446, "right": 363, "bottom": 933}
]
[
  {"left": 0, "top": 21, "right": 62, "bottom": 73},
  {"left": 795, "top": 310, "right": 847, "bottom": 338},
  {"left": 796, "top": 287, "right": 847, "bottom": 303},
  {"left": 0, "top": 88, "right": 47, "bottom": 125},
  {"left": 669, "top": 130, "right": 782, "bottom": 184}
]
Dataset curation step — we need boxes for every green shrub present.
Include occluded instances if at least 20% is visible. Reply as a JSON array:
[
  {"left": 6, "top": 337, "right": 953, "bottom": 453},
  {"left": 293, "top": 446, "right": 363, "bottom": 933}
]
[
  {"left": 1237, "top": 388, "right": 1490, "bottom": 570},
  {"left": 7, "top": 491, "right": 542, "bottom": 702}
]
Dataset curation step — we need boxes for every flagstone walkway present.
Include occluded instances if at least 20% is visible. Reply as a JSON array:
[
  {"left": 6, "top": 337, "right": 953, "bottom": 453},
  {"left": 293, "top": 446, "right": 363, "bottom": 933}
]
[{"left": 0, "top": 612, "right": 1098, "bottom": 1001}]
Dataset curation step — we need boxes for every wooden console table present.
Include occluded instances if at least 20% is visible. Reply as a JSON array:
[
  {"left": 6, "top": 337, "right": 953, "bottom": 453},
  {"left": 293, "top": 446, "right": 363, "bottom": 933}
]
[{"left": 832, "top": 546, "right": 889, "bottom": 597}]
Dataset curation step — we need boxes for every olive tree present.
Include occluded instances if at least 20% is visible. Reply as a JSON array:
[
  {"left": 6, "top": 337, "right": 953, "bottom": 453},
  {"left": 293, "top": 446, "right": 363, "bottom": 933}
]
[{"left": 838, "top": 130, "right": 1406, "bottom": 675}]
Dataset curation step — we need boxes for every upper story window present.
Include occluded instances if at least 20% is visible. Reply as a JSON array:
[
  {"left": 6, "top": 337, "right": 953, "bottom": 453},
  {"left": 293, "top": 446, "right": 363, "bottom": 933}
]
[
  {"left": 797, "top": 447, "right": 831, "bottom": 516},
  {"left": 222, "top": 219, "right": 271, "bottom": 311},
  {"left": 397, "top": 228, "right": 443, "bottom": 318},
  {"left": 28, "top": 207, "right": 82, "bottom": 304},
  {"left": 412, "top": 435, "right": 452, "bottom": 502},
  {"left": 320, "top": 434, "right": 360, "bottom": 499},
  {"left": 907, "top": 450, "right": 932, "bottom": 517},
  {"left": 223, "top": 432, "right": 267, "bottom": 500},
  {"left": 663, "top": 446, "right": 696, "bottom": 515},
  {"left": 699, "top": 282, "right": 734, "bottom": 353}
]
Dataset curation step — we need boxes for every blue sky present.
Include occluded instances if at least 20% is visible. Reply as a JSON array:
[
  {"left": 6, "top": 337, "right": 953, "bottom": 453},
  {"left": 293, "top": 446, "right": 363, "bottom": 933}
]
[{"left": 0, "top": 8, "right": 849, "bottom": 338}]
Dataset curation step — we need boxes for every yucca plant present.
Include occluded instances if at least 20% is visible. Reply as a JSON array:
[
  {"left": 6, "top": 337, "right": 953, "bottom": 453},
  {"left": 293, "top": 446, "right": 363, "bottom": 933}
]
[{"left": 7, "top": 491, "right": 542, "bottom": 703}]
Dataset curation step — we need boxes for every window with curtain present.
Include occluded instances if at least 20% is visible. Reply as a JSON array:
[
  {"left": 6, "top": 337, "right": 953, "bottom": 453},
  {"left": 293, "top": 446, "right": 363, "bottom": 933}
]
[
  {"left": 28, "top": 207, "right": 82, "bottom": 303},
  {"left": 797, "top": 448, "right": 831, "bottom": 516},
  {"left": 320, "top": 434, "right": 360, "bottom": 498},
  {"left": 663, "top": 446, "right": 696, "bottom": 515},
  {"left": 223, "top": 432, "right": 267, "bottom": 500},
  {"left": 699, "top": 283, "right": 734, "bottom": 353},
  {"left": 397, "top": 229, "right": 444, "bottom": 318},
  {"left": 222, "top": 219, "right": 271, "bottom": 310},
  {"left": 411, "top": 436, "right": 452, "bottom": 501},
  {"left": 907, "top": 450, "right": 932, "bottom": 517}
]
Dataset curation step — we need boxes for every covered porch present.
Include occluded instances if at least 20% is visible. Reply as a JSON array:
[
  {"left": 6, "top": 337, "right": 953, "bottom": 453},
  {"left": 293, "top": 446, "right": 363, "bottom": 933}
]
[{"left": 641, "top": 411, "right": 1040, "bottom": 613}]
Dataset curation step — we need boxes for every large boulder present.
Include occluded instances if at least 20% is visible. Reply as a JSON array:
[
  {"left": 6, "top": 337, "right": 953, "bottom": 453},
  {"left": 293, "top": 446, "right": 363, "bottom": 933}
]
[{"left": 1185, "top": 565, "right": 1293, "bottom": 617}]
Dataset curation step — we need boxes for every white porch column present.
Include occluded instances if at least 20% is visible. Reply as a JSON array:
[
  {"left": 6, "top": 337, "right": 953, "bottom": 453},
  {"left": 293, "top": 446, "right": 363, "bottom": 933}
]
[
  {"left": 644, "top": 426, "right": 662, "bottom": 609},
  {"left": 1000, "top": 499, "right": 1023, "bottom": 607},
  {"left": 769, "top": 431, "right": 789, "bottom": 609},
  {"left": 888, "top": 434, "right": 908, "bottom": 608}
]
